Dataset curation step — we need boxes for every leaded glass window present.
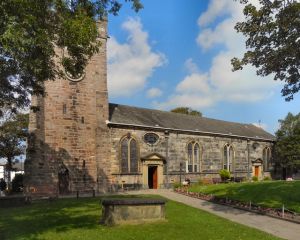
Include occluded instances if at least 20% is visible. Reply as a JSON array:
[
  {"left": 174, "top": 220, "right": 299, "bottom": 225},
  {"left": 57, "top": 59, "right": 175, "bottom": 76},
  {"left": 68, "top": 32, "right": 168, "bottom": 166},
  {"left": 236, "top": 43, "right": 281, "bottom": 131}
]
[
  {"left": 120, "top": 135, "right": 139, "bottom": 173},
  {"left": 224, "top": 144, "right": 234, "bottom": 172},
  {"left": 130, "top": 139, "right": 138, "bottom": 172},
  {"left": 263, "top": 147, "right": 271, "bottom": 170},
  {"left": 121, "top": 138, "right": 129, "bottom": 173},
  {"left": 187, "top": 142, "right": 201, "bottom": 173},
  {"left": 144, "top": 133, "right": 159, "bottom": 145}
]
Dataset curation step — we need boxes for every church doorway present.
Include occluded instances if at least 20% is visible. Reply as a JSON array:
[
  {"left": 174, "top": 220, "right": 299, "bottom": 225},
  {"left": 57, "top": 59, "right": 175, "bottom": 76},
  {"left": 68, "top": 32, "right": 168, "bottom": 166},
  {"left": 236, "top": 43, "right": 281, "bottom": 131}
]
[
  {"left": 58, "top": 167, "right": 70, "bottom": 195},
  {"left": 141, "top": 153, "right": 165, "bottom": 189},
  {"left": 254, "top": 166, "right": 259, "bottom": 177},
  {"left": 252, "top": 158, "right": 263, "bottom": 179},
  {"left": 148, "top": 166, "right": 158, "bottom": 189}
]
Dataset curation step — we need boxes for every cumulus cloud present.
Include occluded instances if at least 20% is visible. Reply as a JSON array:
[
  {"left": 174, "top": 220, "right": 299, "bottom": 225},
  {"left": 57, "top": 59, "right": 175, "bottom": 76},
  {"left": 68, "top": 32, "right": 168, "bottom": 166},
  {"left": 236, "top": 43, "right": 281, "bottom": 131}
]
[
  {"left": 147, "top": 88, "right": 163, "bottom": 98},
  {"left": 156, "top": 0, "right": 279, "bottom": 110},
  {"left": 107, "top": 18, "right": 166, "bottom": 97}
]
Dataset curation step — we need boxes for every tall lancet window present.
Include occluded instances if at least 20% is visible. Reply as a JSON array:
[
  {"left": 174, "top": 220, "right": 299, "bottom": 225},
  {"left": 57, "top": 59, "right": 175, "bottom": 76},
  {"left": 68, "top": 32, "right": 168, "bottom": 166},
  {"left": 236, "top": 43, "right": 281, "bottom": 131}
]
[
  {"left": 263, "top": 147, "right": 271, "bottom": 170},
  {"left": 223, "top": 144, "right": 234, "bottom": 172},
  {"left": 187, "top": 142, "right": 201, "bottom": 173},
  {"left": 120, "top": 135, "right": 139, "bottom": 173}
]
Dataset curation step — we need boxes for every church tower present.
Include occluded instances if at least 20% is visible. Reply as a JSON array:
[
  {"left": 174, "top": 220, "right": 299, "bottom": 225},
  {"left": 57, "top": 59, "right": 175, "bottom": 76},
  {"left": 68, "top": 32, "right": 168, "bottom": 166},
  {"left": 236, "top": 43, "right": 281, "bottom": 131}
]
[{"left": 25, "top": 20, "right": 109, "bottom": 196}]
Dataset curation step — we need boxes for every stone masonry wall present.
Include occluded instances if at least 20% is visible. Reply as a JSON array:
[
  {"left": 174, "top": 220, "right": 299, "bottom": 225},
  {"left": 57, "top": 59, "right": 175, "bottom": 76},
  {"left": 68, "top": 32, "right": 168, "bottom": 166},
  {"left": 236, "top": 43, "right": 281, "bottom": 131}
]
[
  {"left": 107, "top": 126, "right": 273, "bottom": 188},
  {"left": 24, "top": 21, "right": 109, "bottom": 196}
]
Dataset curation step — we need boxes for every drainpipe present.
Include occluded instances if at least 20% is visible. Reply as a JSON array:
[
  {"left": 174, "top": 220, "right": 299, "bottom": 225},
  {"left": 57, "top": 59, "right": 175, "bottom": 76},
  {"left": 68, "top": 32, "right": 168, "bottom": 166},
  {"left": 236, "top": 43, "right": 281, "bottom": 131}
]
[
  {"left": 164, "top": 130, "right": 169, "bottom": 189},
  {"left": 247, "top": 139, "right": 251, "bottom": 181}
]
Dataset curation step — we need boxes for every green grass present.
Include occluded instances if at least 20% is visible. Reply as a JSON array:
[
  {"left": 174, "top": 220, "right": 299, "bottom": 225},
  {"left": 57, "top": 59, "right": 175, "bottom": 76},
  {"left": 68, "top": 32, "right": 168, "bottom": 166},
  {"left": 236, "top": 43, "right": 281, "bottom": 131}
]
[
  {"left": 189, "top": 180, "right": 300, "bottom": 212},
  {"left": 0, "top": 195, "right": 281, "bottom": 240}
]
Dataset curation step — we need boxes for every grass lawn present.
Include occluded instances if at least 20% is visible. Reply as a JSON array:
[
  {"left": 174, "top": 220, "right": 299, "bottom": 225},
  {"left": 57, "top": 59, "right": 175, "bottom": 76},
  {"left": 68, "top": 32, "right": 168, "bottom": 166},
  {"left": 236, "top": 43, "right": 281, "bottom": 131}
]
[
  {"left": 0, "top": 195, "right": 281, "bottom": 240},
  {"left": 189, "top": 180, "right": 300, "bottom": 212}
]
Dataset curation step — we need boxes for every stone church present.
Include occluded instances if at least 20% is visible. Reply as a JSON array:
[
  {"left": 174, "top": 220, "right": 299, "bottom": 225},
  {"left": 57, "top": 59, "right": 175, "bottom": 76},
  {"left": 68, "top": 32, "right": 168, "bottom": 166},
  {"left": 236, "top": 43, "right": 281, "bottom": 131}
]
[{"left": 24, "top": 20, "right": 275, "bottom": 196}]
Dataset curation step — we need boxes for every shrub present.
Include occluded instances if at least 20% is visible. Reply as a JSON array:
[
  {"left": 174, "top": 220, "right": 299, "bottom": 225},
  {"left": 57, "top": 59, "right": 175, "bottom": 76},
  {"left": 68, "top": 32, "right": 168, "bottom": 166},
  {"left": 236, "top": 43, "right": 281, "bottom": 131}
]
[
  {"left": 197, "top": 179, "right": 204, "bottom": 186},
  {"left": 252, "top": 176, "right": 258, "bottom": 182},
  {"left": 172, "top": 182, "right": 181, "bottom": 189},
  {"left": 219, "top": 169, "right": 230, "bottom": 181},
  {"left": 12, "top": 174, "right": 24, "bottom": 193},
  {"left": 263, "top": 176, "right": 272, "bottom": 181}
]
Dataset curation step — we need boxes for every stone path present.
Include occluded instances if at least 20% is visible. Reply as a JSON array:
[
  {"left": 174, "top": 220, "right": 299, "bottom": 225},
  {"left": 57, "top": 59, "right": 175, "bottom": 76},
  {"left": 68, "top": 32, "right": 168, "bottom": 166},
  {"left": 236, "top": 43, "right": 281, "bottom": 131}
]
[{"left": 125, "top": 189, "right": 300, "bottom": 240}]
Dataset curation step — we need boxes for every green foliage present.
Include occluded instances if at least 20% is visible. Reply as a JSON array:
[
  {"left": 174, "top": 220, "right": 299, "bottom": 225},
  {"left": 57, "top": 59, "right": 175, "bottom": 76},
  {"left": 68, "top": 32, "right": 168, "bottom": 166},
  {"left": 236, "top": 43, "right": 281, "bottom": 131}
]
[
  {"left": 0, "top": 196, "right": 280, "bottom": 240},
  {"left": 0, "top": 113, "right": 28, "bottom": 188},
  {"left": 188, "top": 181, "right": 300, "bottom": 213},
  {"left": 219, "top": 169, "right": 231, "bottom": 180},
  {"left": 275, "top": 112, "right": 300, "bottom": 169},
  {"left": 263, "top": 176, "right": 272, "bottom": 181},
  {"left": 0, "top": 0, "right": 143, "bottom": 116},
  {"left": 170, "top": 107, "right": 202, "bottom": 117},
  {"left": 197, "top": 179, "right": 204, "bottom": 186},
  {"left": 172, "top": 182, "right": 181, "bottom": 189},
  {"left": 252, "top": 176, "right": 258, "bottom": 182},
  {"left": 232, "top": 0, "right": 300, "bottom": 101},
  {"left": 11, "top": 173, "right": 24, "bottom": 192},
  {"left": 0, "top": 178, "right": 7, "bottom": 191}
]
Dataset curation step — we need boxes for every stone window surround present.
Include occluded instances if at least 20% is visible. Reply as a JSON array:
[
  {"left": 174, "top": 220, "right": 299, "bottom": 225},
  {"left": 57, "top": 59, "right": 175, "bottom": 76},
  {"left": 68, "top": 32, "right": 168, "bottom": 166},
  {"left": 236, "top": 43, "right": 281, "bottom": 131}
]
[
  {"left": 223, "top": 143, "right": 235, "bottom": 172},
  {"left": 262, "top": 146, "right": 272, "bottom": 171},
  {"left": 119, "top": 134, "right": 140, "bottom": 174},
  {"left": 186, "top": 141, "right": 201, "bottom": 173}
]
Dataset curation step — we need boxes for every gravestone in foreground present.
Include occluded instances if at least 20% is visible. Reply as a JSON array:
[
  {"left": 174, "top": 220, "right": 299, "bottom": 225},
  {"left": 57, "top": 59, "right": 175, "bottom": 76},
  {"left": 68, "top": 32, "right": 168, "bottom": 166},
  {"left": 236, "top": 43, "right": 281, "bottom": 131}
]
[{"left": 100, "top": 198, "right": 166, "bottom": 226}]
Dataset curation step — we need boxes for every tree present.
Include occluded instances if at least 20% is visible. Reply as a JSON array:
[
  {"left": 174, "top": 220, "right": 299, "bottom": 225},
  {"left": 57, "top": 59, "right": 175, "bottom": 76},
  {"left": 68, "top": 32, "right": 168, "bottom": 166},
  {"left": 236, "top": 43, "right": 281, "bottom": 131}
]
[
  {"left": 11, "top": 173, "right": 24, "bottom": 193},
  {"left": 275, "top": 112, "right": 300, "bottom": 177},
  {"left": 170, "top": 107, "right": 202, "bottom": 117},
  {"left": 0, "top": 0, "right": 143, "bottom": 116},
  {"left": 0, "top": 178, "right": 7, "bottom": 192},
  {"left": 0, "top": 113, "right": 29, "bottom": 189},
  {"left": 232, "top": 0, "right": 300, "bottom": 101}
]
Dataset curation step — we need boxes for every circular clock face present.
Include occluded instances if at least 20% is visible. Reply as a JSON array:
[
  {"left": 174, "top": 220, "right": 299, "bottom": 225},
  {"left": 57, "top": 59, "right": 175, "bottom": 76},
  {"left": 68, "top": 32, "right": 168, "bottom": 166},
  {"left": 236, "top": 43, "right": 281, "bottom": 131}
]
[{"left": 64, "top": 69, "right": 85, "bottom": 82}]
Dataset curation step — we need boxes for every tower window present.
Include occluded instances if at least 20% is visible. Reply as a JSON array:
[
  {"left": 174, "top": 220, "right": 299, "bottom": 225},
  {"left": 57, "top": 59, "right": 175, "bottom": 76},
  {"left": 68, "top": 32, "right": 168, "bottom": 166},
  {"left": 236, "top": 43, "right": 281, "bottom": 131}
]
[
  {"left": 63, "top": 104, "right": 67, "bottom": 114},
  {"left": 81, "top": 117, "right": 84, "bottom": 123}
]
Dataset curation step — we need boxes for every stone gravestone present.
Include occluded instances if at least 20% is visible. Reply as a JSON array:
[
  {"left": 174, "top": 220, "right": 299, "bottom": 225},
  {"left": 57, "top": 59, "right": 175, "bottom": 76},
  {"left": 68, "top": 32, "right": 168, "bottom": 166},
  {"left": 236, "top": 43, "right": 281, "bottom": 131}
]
[{"left": 100, "top": 198, "right": 166, "bottom": 226}]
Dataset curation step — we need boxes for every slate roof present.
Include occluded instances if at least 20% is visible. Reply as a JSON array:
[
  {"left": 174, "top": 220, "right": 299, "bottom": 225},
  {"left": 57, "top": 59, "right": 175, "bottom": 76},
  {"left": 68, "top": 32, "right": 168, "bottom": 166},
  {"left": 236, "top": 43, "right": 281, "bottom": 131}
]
[{"left": 108, "top": 103, "right": 275, "bottom": 141}]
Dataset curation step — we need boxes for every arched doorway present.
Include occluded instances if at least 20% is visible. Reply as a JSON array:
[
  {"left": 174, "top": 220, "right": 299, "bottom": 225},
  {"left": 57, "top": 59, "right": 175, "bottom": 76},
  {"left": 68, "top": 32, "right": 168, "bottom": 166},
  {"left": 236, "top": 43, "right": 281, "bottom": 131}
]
[{"left": 58, "top": 165, "right": 69, "bottom": 194}]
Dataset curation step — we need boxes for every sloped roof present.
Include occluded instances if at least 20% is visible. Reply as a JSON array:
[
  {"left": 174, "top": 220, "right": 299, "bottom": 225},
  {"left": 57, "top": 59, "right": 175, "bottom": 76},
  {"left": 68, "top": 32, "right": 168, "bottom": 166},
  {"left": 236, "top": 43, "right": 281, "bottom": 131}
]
[{"left": 108, "top": 103, "right": 275, "bottom": 141}]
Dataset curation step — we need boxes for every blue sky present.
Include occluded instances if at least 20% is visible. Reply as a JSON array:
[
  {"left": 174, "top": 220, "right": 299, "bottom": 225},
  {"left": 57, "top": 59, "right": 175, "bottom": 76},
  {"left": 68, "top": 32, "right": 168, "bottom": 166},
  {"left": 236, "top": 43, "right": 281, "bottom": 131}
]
[{"left": 107, "top": 0, "right": 300, "bottom": 134}]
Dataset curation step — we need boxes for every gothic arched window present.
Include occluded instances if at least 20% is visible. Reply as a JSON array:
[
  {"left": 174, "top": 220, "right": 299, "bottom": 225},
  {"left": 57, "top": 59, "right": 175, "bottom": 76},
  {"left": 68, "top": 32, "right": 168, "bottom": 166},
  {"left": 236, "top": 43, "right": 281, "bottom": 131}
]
[
  {"left": 187, "top": 142, "right": 201, "bottom": 173},
  {"left": 223, "top": 144, "right": 234, "bottom": 172},
  {"left": 120, "top": 135, "right": 139, "bottom": 173},
  {"left": 263, "top": 147, "right": 271, "bottom": 170}
]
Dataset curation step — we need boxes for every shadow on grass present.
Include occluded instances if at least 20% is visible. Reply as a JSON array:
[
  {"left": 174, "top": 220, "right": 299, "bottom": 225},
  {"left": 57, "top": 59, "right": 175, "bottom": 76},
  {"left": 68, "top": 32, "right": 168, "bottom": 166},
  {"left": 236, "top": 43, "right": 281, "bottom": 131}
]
[{"left": 0, "top": 198, "right": 101, "bottom": 240}]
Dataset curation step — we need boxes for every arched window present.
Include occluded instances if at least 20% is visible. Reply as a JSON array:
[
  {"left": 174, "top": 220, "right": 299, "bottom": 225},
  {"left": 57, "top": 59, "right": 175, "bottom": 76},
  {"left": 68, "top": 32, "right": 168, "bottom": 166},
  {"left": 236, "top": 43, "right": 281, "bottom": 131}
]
[
  {"left": 120, "top": 135, "right": 139, "bottom": 173},
  {"left": 263, "top": 147, "right": 271, "bottom": 170},
  {"left": 187, "top": 142, "right": 201, "bottom": 173},
  {"left": 223, "top": 144, "right": 234, "bottom": 172}
]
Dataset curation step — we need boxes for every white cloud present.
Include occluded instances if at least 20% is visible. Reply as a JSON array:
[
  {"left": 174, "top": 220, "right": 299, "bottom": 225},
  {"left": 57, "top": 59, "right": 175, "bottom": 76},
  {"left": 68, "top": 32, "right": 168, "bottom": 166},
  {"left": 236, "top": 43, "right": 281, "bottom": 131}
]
[
  {"left": 107, "top": 18, "right": 166, "bottom": 97},
  {"left": 176, "top": 73, "right": 210, "bottom": 94},
  {"left": 184, "top": 58, "right": 200, "bottom": 73},
  {"left": 147, "top": 88, "right": 163, "bottom": 98},
  {"left": 156, "top": 0, "right": 279, "bottom": 110}
]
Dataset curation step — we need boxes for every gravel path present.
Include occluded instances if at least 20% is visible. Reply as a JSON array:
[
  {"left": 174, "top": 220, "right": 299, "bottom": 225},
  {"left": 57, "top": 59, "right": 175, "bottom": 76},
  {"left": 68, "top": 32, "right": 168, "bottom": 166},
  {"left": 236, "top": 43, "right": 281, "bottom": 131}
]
[{"left": 125, "top": 189, "right": 300, "bottom": 240}]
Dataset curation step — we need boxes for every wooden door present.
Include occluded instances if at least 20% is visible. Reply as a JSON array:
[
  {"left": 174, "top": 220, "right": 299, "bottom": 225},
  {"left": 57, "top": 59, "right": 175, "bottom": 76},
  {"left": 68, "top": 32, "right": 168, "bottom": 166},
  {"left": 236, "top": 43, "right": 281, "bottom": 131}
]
[
  {"left": 255, "top": 166, "right": 259, "bottom": 177},
  {"left": 153, "top": 167, "right": 158, "bottom": 189}
]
